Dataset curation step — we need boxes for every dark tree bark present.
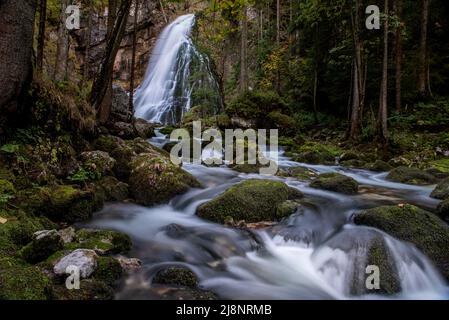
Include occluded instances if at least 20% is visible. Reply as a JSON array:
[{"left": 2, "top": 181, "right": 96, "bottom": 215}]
[
  {"left": 377, "top": 0, "right": 389, "bottom": 144},
  {"left": 54, "top": 0, "right": 70, "bottom": 81},
  {"left": 349, "top": 0, "right": 365, "bottom": 140},
  {"left": 90, "top": 0, "right": 132, "bottom": 123},
  {"left": 129, "top": 0, "right": 139, "bottom": 119},
  {"left": 82, "top": 0, "right": 93, "bottom": 87},
  {"left": 0, "top": 0, "right": 36, "bottom": 133},
  {"left": 107, "top": 0, "right": 118, "bottom": 40},
  {"left": 240, "top": 5, "right": 248, "bottom": 93},
  {"left": 394, "top": 0, "right": 403, "bottom": 112},
  {"left": 36, "top": 0, "right": 47, "bottom": 74},
  {"left": 417, "top": 0, "right": 430, "bottom": 97}
]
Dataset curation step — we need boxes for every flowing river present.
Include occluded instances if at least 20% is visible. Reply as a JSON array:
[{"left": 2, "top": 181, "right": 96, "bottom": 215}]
[
  {"left": 85, "top": 13, "right": 449, "bottom": 300},
  {"left": 83, "top": 132, "right": 449, "bottom": 300}
]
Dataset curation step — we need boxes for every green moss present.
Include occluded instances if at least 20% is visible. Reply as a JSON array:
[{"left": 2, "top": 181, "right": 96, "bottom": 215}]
[
  {"left": 96, "top": 176, "right": 129, "bottom": 202},
  {"left": 367, "top": 160, "right": 393, "bottom": 172},
  {"left": 354, "top": 204, "right": 449, "bottom": 280},
  {"left": 68, "top": 229, "right": 132, "bottom": 254},
  {"left": 436, "top": 199, "right": 449, "bottom": 222},
  {"left": 153, "top": 266, "right": 198, "bottom": 288},
  {"left": 20, "top": 230, "right": 64, "bottom": 263},
  {"left": 310, "top": 173, "right": 359, "bottom": 195},
  {"left": 129, "top": 154, "right": 201, "bottom": 206},
  {"left": 197, "top": 179, "right": 303, "bottom": 223},
  {"left": 159, "top": 126, "right": 178, "bottom": 136},
  {"left": 50, "top": 279, "right": 114, "bottom": 300},
  {"left": 93, "top": 257, "right": 123, "bottom": 286},
  {"left": 429, "top": 158, "right": 449, "bottom": 173},
  {"left": 0, "top": 257, "right": 51, "bottom": 300},
  {"left": 386, "top": 166, "right": 437, "bottom": 185},
  {"left": 340, "top": 159, "right": 367, "bottom": 169},
  {"left": 0, "top": 179, "right": 15, "bottom": 195}
]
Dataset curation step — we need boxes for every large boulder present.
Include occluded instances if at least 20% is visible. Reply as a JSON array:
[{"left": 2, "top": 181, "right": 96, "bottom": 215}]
[
  {"left": 310, "top": 172, "right": 359, "bottom": 195},
  {"left": 20, "top": 229, "right": 63, "bottom": 263},
  {"left": 70, "top": 229, "right": 132, "bottom": 254},
  {"left": 129, "top": 153, "right": 200, "bottom": 206},
  {"left": 430, "top": 177, "right": 449, "bottom": 200},
  {"left": 53, "top": 249, "right": 99, "bottom": 279},
  {"left": 133, "top": 118, "right": 155, "bottom": 139},
  {"left": 196, "top": 179, "right": 303, "bottom": 224},
  {"left": 80, "top": 150, "right": 116, "bottom": 177},
  {"left": 366, "top": 160, "right": 393, "bottom": 172},
  {"left": 152, "top": 266, "right": 198, "bottom": 288},
  {"left": 386, "top": 166, "right": 437, "bottom": 185},
  {"left": 353, "top": 204, "right": 449, "bottom": 280}
]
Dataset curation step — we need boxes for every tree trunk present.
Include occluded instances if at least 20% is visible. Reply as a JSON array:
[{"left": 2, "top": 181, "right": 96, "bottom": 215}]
[
  {"left": 276, "top": 0, "right": 280, "bottom": 44},
  {"left": 129, "top": 0, "right": 139, "bottom": 119},
  {"left": 54, "top": 0, "right": 70, "bottom": 81},
  {"left": 377, "top": 0, "right": 389, "bottom": 144},
  {"left": 240, "top": 5, "right": 248, "bottom": 93},
  {"left": 36, "top": 0, "right": 47, "bottom": 74},
  {"left": 394, "top": 0, "right": 403, "bottom": 112},
  {"left": 82, "top": 0, "right": 93, "bottom": 86},
  {"left": 349, "top": 0, "right": 364, "bottom": 140},
  {"left": 417, "top": 0, "right": 430, "bottom": 97},
  {"left": 90, "top": 0, "right": 132, "bottom": 123},
  {"left": 0, "top": 0, "right": 36, "bottom": 133},
  {"left": 107, "top": 0, "right": 117, "bottom": 40}
]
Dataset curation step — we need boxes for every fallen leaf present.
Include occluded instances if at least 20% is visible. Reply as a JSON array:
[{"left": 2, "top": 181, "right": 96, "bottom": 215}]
[{"left": 0, "top": 217, "right": 7, "bottom": 224}]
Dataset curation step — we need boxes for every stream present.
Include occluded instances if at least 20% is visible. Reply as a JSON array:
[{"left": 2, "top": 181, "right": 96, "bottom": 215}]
[{"left": 83, "top": 132, "right": 449, "bottom": 300}]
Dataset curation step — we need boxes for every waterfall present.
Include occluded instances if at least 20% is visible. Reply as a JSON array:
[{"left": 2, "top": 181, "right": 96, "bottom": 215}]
[{"left": 134, "top": 14, "right": 222, "bottom": 125}]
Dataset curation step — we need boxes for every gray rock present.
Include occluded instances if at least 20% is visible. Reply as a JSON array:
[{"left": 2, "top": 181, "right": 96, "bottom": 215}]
[
  {"left": 21, "top": 229, "right": 64, "bottom": 263},
  {"left": 116, "top": 256, "right": 142, "bottom": 273},
  {"left": 111, "top": 84, "right": 131, "bottom": 122},
  {"left": 54, "top": 249, "right": 98, "bottom": 278},
  {"left": 133, "top": 118, "right": 155, "bottom": 138},
  {"left": 80, "top": 150, "right": 116, "bottom": 176}
]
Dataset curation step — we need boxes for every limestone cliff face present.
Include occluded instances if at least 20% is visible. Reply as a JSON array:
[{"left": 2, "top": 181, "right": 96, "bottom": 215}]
[{"left": 74, "top": 1, "right": 175, "bottom": 90}]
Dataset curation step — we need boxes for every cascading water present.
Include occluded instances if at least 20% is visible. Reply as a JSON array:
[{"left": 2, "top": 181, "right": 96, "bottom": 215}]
[
  {"left": 134, "top": 14, "right": 222, "bottom": 125},
  {"left": 82, "top": 131, "right": 449, "bottom": 300}
]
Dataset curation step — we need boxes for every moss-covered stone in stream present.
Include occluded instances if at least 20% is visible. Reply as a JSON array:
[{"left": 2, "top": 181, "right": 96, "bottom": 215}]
[
  {"left": 92, "top": 257, "right": 123, "bottom": 286},
  {"left": 0, "top": 257, "right": 51, "bottom": 300},
  {"left": 277, "top": 166, "right": 317, "bottom": 180},
  {"left": 340, "top": 159, "right": 367, "bottom": 169},
  {"left": 66, "top": 229, "right": 132, "bottom": 254},
  {"left": 20, "top": 230, "right": 64, "bottom": 263},
  {"left": 349, "top": 236, "right": 401, "bottom": 296},
  {"left": 386, "top": 166, "right": 437, "bottom": 185},
  {"left": 366, "top": 160, "right": 393, "bottom": 172},
  {"left": 153, "top": 266, "right": 198, "bottom": 288},
  {"left": 310, "top": 172, "right": 359, "bottom": 195},
  {"left": 430, "top": 177, "right": 449, "bottom": 200},
  {"left": 129, "top": 154, "right": 201, "bottom": 206},
  {"left": 196, "top": 179, "right": 303, "bottom": 224},
  {"left": 353, "top": 204, "right": 449, "bottom": 280}
]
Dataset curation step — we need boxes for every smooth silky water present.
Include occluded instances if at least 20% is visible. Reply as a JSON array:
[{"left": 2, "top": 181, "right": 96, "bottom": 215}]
[{"left": 86, "top": 13, "right": 449, "bottom": 300}]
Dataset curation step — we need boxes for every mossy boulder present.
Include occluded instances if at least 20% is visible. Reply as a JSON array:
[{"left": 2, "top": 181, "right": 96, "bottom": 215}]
[
  {"left": 277, "top": 166, "right": 317, "bottom": 180},
  {"left": 68, "top": 229, "right": 132, "bottom": 254},
  {"left": 36, "top": 185, "right": 97, "bottom": 223},
  {"left": 129, "top": 154, "right": 200, "bottom": 206},
  {"left": 196, "top": 179, "right": 303, "bottom": 224},
  {"left": 310, "top": 173, "right": 359, "bottom": 195},
  {"left": 340, "top": 159, "right": 367, "bottom": 169},
  {"left": 366, "top": 160, "right": 393, "bottom": 172},
  {"left": 96, "top": 176, "right": 129, "bottom": 202},
  {"left": 430, "top": 177, "right": 449, "bottom": 200},
  {"left": 153, "top": 266, "right": 198, "bottom": 288},
  {"left": 0, "top": 257, "right": 51, "bottom": 300},
  {"left": 386, "top": 166, "right": 437, "bottom": 185},
  {"left": 353, "top": 204, "right": 449, "bottom": 280},
  {"left": 92, "top": 257, "right": 123, "bottom": 286},
  {"left": 80, "top": 151, "right": 116, "bottom": 177},
  {"left": 133, "top": 119, "right": 155, "bottom": 139},
  {"left": 20, "top": 230, "right": 64, "bottom": 263}
]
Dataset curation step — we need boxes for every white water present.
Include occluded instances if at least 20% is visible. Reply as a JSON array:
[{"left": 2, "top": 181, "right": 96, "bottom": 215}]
[
  {"left": 82, "top": 132, "right": 449, "bottom": 300},
  {"left": 134, "top": 14, "right": 196, "bottom": 124}
]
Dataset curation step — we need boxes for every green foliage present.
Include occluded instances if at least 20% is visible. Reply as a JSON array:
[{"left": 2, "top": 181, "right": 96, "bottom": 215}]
[{"left": 226, "top": 90, "right": 287, "bottom": 119}]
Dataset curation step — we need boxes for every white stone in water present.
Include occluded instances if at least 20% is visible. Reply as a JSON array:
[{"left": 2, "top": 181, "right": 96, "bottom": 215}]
[{"left": 54, "top": 249, "right": 98, "bottom": 278}]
